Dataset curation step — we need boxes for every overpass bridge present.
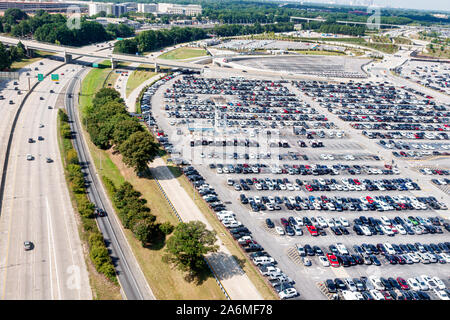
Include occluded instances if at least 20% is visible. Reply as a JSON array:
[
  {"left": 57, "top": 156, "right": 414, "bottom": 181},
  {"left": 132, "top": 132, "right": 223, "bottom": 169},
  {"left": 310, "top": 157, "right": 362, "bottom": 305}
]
[
  {"left": 0, "top": 35, "right": 205, "bottom": 71},
  {"left": 0, "top": 35, "right": 379, "bottom": 82}
]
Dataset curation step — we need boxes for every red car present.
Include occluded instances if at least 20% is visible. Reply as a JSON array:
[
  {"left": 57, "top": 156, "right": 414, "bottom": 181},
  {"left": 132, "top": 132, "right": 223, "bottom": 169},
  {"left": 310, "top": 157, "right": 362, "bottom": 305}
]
[
  {"left": 305, "top": 185, "right": 313, "bottom": 192},
  {"left": 366, "top": 196, "right": 374, "bottom": 204},
  {"left": 396, "top": 277, "right": 409, "bottom": 290},
  {"left": 326, "top": 253, "right": 340, "bottom": 267},
  {"left": 307, "top": 225, "right": 318, "bottom": 236},
  {"left": 280, "top": 218, "right": 289, "bottom": 227}
]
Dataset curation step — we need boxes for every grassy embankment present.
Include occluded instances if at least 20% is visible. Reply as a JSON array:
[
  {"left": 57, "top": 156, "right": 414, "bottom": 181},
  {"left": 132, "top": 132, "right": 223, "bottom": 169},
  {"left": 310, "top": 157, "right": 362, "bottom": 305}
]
[
  {"left": 78, "top": 61, "right": 226, "bottom": 300},
  {"left": 158, "top": 47, "right": 208, "bottom": 60}
]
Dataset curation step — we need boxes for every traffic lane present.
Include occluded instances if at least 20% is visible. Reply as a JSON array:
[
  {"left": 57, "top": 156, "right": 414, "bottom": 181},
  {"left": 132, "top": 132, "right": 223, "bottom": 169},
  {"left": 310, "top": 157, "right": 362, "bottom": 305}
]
[{"left": 0, "top": 65, "right": 91, "bottom": 299}]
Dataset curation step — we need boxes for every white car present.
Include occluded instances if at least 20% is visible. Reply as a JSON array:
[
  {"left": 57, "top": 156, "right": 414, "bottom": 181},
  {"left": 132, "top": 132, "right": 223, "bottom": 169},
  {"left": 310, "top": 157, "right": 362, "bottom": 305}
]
[
  {"left": 433, "top": 289, "right": 450, "bottom": 300},
  {"left": 316, "top": 216, "right": 328, "bottom": 228},
  {"left": 384, "top": 243, "right": 396, "bottom": 255},
  {"left": 370, "top": 289, "right": 385, "bottom": 300},
  {"left": 344, "top": 278, "right": 357, "bottom": 292},
  {"left": 380, "top": 216, "right": 391, "bottom": 225},
  {"left": 293, "top": 225, "right": 303, "bottom": 236},
  {"left": 431, "top": 277, "right": 445, "bottom": 291},
  {"left": 26, "top": 154, "right": 34, "bottom": 161},
  {"left": 336, "top": 243, "right": 349, "bottom": 255},
  {"left": 342, "top": 290, "right": 357, "bottom": 300},
  {"left": 421, "top": 275, "right": 439, "bottom": 290},
  {"left": 395, "top": 224, "right": 407, "bottom": 235},
  {"left": 275, "top": 226, "right": 285, "bottom": 235},
  {"left": 318, "top": 256, "right": 330, "bottom": 267},
  {"left": 414, "top": 277, "right": 429, "bottom": 291},
  {"left": 361, "top": 225, "right": 372, "bottom": 236},
  {"left": 407, "top": 278, "right": 421, "bottom": 291},
  {"left": 279, "top": 287, "right": 298, "bottom": 299},
  {"left": 369, "top": 276, "right": 384, "bottom": 290},
  {"left": 339, "top": 217, "right": 349, "bottom": 227}
]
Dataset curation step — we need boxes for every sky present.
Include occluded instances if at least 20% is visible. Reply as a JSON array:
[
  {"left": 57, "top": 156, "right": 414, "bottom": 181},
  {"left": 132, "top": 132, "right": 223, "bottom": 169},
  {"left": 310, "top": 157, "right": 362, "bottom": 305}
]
[{"left": 300, "top": 0, "right": 450, "bottom": 12}]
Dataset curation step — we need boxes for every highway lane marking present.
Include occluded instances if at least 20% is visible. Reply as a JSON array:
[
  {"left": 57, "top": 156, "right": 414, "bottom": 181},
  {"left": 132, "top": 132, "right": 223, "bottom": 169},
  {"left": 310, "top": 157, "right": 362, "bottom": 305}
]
[
  {"left": 0, "top": 111, "right": 26, "bottom": 299},
  {"left": 46, "top": 196, "right": 62, "bottom": 300}
]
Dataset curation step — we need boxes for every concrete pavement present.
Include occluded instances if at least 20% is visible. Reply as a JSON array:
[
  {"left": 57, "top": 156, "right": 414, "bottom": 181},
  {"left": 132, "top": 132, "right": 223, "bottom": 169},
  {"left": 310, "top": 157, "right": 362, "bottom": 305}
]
[
  {"left": 0, "top": 64, "right": 92, "bottom": 299},
  {"left": 149, "top": 157, "right": 263, "bottom": 300}
]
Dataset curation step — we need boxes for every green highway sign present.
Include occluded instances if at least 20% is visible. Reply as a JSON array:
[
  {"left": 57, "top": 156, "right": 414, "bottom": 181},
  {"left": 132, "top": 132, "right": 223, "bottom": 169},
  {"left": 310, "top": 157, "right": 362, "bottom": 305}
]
[
  {"left": 51, "top": 74, "right": 59, "bottom": 81},
  {"left": 116, "top": 37, "right": 123, "bottom": 41},
  {"left": 37, "top": 74, "right": 44, "bottom": 81},
  {"left": 92, "top": 63, "right": 99, "bottom": 68}
]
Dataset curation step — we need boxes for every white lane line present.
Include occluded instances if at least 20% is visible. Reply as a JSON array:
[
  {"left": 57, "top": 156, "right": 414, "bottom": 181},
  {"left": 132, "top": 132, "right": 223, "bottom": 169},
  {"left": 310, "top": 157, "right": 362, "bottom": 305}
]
[{"left": 46, "top": 197, "right": 62, "bottom": 300}]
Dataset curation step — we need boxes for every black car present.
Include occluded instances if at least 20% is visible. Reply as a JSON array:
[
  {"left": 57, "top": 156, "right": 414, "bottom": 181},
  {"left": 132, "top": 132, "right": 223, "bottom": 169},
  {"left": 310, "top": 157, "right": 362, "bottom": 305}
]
[
  {"left": 334, "top": 278, "right": 347, "bottom": 290},
  {"left": 265, "top": 218, "right": 274, "bottom": 229},
  {"left": 325, "top": 279, "right": 337, "bottom": 293}
]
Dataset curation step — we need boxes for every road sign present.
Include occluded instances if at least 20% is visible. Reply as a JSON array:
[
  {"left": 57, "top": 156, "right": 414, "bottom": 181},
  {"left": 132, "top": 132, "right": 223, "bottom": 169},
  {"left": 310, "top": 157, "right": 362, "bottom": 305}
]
[
  {"left": 51, "top": 74, "right": 59, "bottom": 81},
  {"left": 37, "top": 74, "right": 44, "bottom": 81},
  {"left": 116, "top": 37, "right": 123, "bottom": 41},
  {"left": 92, "top": 63, "right": 99, "bottom": 68}
]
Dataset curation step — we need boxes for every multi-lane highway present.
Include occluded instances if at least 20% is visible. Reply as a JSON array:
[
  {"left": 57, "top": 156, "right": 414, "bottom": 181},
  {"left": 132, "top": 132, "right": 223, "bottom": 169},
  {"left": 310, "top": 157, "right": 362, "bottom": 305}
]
[
  {"left": 65, "top": 69, "right": 154, "bottom": 300},
  {"left": 0, "top": 62, "right": 92, "bottom": 299}
]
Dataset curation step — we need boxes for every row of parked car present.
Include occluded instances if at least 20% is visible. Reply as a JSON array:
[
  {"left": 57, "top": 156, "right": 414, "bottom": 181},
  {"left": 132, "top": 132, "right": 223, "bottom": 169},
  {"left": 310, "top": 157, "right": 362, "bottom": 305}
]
[
  {"left": 242, "top": 194, "right": 448, "bottom": 213},
  {"left": 364, "top": 129, "right": 449, "bottom": 141},
  {"left": 212, "top": 163, "right": 394, "bottom": 176},
  {"left": 326, "top": 275, "right": 448, "bottom": 300},
  {"left": 230, "top": 176, "right": 421, "bottom": 192},
  {"left": 266, "top": 212, "right": 449, "bottom": 238},
  {"left": 297, "top": 241, "right": 450, "bottom": 268}
]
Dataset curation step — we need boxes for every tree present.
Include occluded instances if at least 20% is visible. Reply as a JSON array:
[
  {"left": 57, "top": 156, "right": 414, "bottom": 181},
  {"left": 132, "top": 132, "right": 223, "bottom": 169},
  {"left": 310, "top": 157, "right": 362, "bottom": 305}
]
[
  {"left": 111, "top": 118, "right": 143, "bottom": 148},
  {"left": 0, "top": 43, "right": 11, "bottom": 70},
  {"left": 132, "top": 218, "right": 159, "bottom": 246},
  {"left": 119, "top": 131, "right": 159, "bottom": 174},
  {"left": 164, "top": 221, "right": 218, "bottom": 282}
]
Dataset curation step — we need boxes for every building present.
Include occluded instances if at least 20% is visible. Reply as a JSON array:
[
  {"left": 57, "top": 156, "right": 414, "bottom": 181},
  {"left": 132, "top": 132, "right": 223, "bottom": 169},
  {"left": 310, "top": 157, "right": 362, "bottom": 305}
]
[
  {"left": 88, "top": 2, "right": 135, "bottom": 17},
  {"left": 88, "top": 2, "right": 113, "bottom": 16},
  {"left": 0, "top": 1, "right": 87, "bottom": 13},
  {"left": 137, "top": 3, "right": 157, "bottom": 14},
  {"left": 157, "top": 3, "right": 202, "bottom": 16}
]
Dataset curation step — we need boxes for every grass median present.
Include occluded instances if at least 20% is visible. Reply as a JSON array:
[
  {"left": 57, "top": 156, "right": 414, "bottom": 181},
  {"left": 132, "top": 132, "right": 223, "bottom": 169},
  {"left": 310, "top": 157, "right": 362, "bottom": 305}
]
[
  {"left": 56, "top": 107, "right": 121, "bottom": 300},
  {"left": 159, "top": 47, "right": 208, "bottom": 60},
  {"left": 126, "top": 64, "right": 157, "bottom": 97}
]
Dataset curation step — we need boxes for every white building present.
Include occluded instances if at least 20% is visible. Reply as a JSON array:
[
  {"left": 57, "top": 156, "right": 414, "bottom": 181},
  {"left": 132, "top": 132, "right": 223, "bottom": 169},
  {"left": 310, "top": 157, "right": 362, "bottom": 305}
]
[
  {"left": 157, "top": 3, "right": 202, "bottom": 16},
  {"left": 137, "top": 3, "right": 157, "bottom": 13},
  {"left": 89, "top": 2, "right": 113, "bottom": 16}
]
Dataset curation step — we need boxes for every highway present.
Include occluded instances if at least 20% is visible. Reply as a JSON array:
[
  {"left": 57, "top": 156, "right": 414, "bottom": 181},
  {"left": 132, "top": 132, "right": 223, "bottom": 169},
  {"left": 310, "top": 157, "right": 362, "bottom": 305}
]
[
  {"left": 65, "top": 68, "right": 155, "bottom": 300},
  {"left": 0, "top": 61, "right": 92, "bottom": 299},
  {"left": 0, "top": 43, "right": 154, "bottom": 299}
]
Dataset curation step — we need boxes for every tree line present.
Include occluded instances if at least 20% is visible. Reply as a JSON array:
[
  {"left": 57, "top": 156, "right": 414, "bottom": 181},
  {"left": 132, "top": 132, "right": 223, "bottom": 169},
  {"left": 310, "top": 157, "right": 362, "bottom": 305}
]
[
  {"left": 0, "top": 41, "right": 26, "bottom": 70},
  {"left": 0, "top": 8, "right": 134, "bottom": 46},
  {"left": 84, "top": 87, "right": 160, "bottom": 174},
  {"left": 113, "top": 22, "right": 294, "bottom": 54},
  {"left": 58, "top": 109, "right": 117, "bottom": 283},
  {"left": 114, "top": 26, "right": 208, "bottom": 54}
]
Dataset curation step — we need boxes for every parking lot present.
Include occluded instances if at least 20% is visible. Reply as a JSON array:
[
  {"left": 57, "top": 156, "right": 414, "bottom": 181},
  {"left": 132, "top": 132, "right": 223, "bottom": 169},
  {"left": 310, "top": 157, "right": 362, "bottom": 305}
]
[
  {"left": 397, "top": 60, "right": 450, "bottom": 95},
  {"left": 141, "top": 71, "right": 450, "bottom": 300},
  {"left": 215, "top": 39, "right": 345, "bottom": 53},
  {"left": 228, "top": 56, "right": 370, "bottom": 78}
]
